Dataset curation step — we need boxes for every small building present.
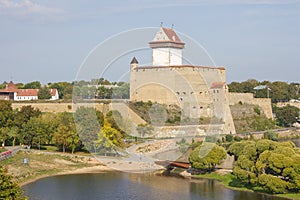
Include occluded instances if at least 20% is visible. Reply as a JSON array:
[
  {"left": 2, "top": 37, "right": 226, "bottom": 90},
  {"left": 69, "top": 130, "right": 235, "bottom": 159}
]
[{"left": 0, "top": 81, "right": 59, "bottom": 101}]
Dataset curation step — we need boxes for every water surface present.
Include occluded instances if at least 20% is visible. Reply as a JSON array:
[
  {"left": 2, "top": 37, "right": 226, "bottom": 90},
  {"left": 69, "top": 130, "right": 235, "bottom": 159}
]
[{"left": 23, "top": 172, "right": 286, "bottom": 200}]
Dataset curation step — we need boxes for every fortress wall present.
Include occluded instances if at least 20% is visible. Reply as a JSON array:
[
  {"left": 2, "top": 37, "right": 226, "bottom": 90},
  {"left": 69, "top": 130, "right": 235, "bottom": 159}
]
[
  {"left": 252, "top": 98, "right": 273, "bottom": 119},
  {"left": 228, "top": 93, "right": 273, "bottom": 119},
  {"left": 12, "top": 102, "right": 109, "bottom": 114},
  {"left": 130, "top": 67, "right": 225, "bottom": 105},
  {"left": 228, "top": 93, "right": 254, "bottom": 105}
]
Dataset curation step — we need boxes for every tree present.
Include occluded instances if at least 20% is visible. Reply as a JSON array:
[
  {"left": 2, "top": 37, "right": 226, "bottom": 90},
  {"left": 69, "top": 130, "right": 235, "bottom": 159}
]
[
  {"left": 105, "top": 110, "right": 125, "bottom": 133},
  {"left": 20, "top": 117, "right": 48, "bottom": 148},
  {"left": 229, "top": 139, "right": 300, "bottom": 193},
  {"left": 53, "top": 112, "right": 80, "bottom": 153},
  {"left": 228, "top": 140, "right": 255, "bottom": 160},
  {"left": 7, "top": 126, "right": 19, "bottom": 146},
  {"left": 0, "top": 166, "right": 26, "bottom": 200},
  {"left": 74, "top": 107, "right": 100, "bottom": 152},
  {"left": 95, "top": 133, "right": 115, "bottom": 156},
  {"left": 0, "top": 101, "right": 14, "bottom": 148},
  {"left": 189, "top": 143, "right": 226, "bottom": 172},
  {"left": 263, "top": 131, "right": 278, "bottom": 141},
  {"left": 49, "top": 82, "right": 73, "bottom": 100},
  {"left": 101, "top": 123, "right": 124, "bottom": 148},
  {"left": 274, "top": 105, "right": 299, "bottom": 127},
  {"left": 38, "top": 87, "right": 51, "bottom": 99},
  {"left": 136, "top": 123, "right": 154, "bottom": 138},
  {"left": 14, "top": 105, "right": 41, "bottom": 128},
  {"left": 112, "top": 82, "right": 130, "bottom": 99},
  {"left": 24, "top": 81, "right": 41, "bottom": 89},
  {"left": 53, "top": 125, "right": 69, "bottom": 153}
]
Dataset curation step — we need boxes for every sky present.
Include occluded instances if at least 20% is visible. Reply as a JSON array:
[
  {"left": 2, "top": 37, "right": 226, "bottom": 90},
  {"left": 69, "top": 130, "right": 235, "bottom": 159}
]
[{"left": 0, "top": 0, "right": 299, "bottom": 84}]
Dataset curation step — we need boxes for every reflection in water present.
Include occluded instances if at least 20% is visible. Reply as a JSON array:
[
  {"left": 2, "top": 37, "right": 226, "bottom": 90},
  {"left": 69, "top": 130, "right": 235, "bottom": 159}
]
[{"left": 22, "top": 172, "right": 287, "bottom": 200}]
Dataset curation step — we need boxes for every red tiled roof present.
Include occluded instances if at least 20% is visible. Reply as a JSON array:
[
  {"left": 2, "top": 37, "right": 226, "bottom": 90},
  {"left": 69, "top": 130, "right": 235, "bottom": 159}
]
[
  {"left": 162, "top": 27, "right": 182, "bottom": 43},
  {"left": 17, "top": 89, "right": 38, "bottom": 96},
  {"left": 50, "top": 89, "right": 57, "bottom": 96},
  {"left": 17, "top": 89, "right": 57, "bottom": 97},
  {"left": 211, "top": 82, "right": 226, "bottom": 89},
  {"left": 7, "top": 81, "right": 17, "bottom": 90},
  {"left": 149, "top": 27, "right": 185, "bottom": 47}
]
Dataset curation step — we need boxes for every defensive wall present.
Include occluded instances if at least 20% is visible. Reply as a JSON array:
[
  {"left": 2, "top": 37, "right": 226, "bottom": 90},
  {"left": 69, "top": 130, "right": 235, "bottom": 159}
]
[
  {"left": 228, "top": 93, "right": 273, "bottom": 119},
  {"left": 12, "top": 102, "right": 110, "bottom": 114}
]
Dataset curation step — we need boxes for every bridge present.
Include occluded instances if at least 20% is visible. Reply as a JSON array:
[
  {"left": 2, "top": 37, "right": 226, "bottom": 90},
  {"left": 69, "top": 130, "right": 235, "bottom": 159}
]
[{"left": 155, "top": 160, "right": 190, "bottom": 169}]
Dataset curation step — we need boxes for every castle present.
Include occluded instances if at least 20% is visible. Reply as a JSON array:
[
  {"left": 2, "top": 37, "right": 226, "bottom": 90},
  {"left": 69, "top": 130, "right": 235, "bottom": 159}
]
[{"left": 130, "top": 26, "right": 236, "bottom": 134}]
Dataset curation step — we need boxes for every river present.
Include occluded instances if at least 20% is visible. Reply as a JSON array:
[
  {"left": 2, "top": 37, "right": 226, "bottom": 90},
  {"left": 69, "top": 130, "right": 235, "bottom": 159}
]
[
  {"left": 22, "top": 138, "right": 300, "bottom": 200},
  {"left": 22, "top": 172, "right": 286, "bottom": 200}
]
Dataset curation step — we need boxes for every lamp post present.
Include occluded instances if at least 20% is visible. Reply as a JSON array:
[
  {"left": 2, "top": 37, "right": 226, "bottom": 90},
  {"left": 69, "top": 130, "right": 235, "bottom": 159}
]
[{"left": 254, "top": 85, "right": 271, "bottom": 98}]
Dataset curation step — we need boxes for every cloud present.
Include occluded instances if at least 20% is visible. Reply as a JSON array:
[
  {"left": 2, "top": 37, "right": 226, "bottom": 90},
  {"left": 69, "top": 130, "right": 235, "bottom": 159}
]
[{"left": 0, "top": 0, "right": 65, "bottom": 19}]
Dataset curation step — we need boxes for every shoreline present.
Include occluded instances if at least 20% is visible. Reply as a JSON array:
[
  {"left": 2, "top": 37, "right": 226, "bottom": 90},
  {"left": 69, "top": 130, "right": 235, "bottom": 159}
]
[
  {"left": 19, "top": 164, "right": 299, "bottom": 200},
  {"left": 20, "top": 165, "right": 114, "bottom": 187}
]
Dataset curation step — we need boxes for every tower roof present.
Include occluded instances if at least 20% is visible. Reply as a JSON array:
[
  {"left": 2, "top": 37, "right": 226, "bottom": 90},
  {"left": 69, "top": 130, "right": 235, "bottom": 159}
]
[
  {"left": 130, "top": 57, "right": 138, "bottom": 64},
  {"left": 7, "top": 81, "right": 17, "bottom": 90},
  {"left": 161, "top": 27, "right": 182, "bottom": 43},
  {"left": 149, "top": 26, "right": 185, "bottom": 49}
]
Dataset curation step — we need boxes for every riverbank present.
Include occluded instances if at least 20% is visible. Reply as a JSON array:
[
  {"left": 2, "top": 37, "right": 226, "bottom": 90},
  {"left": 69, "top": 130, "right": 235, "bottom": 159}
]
[{"left": 1, "top": 150, "right": 113, "bottom": 186}]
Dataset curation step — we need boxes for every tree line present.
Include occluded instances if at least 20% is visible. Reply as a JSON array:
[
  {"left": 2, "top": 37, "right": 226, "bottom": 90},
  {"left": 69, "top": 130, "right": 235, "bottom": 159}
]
[
  {"left": 228, "top": 79, "right": 300, "bottom": 103},
  {"left": 189, "top": 137, "right": 300, "bottom": 194},
  {"left": 0, "top": 78, "right": 129, "bottom": 101},
  {"left": 0, "top": 100, "right": 127, "bottom": 154}
]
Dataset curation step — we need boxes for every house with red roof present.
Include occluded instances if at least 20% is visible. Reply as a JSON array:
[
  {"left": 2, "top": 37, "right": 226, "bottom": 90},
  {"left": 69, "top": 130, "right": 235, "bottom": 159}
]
[{"left": 0, "top": 81, "right": 59, "bottom": 101}]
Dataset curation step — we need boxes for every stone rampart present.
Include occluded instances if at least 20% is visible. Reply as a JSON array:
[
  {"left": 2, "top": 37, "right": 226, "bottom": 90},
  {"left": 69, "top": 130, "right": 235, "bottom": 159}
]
[
  {"left": 12, "top": 102, "right": 109, "bottom": 114},
  {"left": 228, "top": 93, "right": 273, "bottom": 119}
]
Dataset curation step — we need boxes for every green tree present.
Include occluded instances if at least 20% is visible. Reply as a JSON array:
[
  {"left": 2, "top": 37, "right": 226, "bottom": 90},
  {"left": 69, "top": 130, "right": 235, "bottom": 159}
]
[
  {"left": 230, "top": 139, "right": 300, "bottom": 193},
  {"left": 0, "top": 166, "right": 26, "bottom": 200},
  {"left": 228, "top": 140, "right": 255, "bottom": 160},
  {"left": 189, "top": 143, "right": 227, "bottom": 172},
  {"left": 74, "top": 107, "right": 100, "bottom": 152},
  {"left": 263, "top": 131, "right": 278, "bottom": 141},
  {"left": 136, "top": 123, "right": 154, "bottom": 138},
  {"left": 38, "top": 86, "right": 51, "bottom": 99},
  {"left": 7, "top": 126, "right": 19, "bottom": 146},
  {"left": 24, "top": 81, "right": 41, "bottom": 89},
  {"left": 0, "top": 101, "right": 14, "bottom": 148},
  {"left": 20, "top": 116, "right": 48, "bottom": 148},
  {"left": 112, "top": 82, "right": 130, "bottom": 99},
  {"left": 14, "top": 105, "right": 41, "bottom": 128},
  {"left": 49, "top": 82, "right": 73, "bottom": 100},
  {"left": 274, "top": 105, "right": 299, "bottom": 127},
  {"left": 53, "top": 112, "right": 80, "bottom": 153}
]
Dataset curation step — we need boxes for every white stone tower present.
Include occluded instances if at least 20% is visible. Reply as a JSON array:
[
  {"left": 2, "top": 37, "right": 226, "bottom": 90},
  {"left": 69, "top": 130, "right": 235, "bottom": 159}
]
[{"left": 149, "top": 26, "right": 185, "bottom": 66}]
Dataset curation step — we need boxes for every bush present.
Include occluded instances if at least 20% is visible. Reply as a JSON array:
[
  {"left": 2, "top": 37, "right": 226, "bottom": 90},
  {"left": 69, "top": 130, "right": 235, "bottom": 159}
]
[
  {"left": 225, "top": 134, "right": 233, "bottom": 142},
  {"left": 263, "top": 131, "right": 278, "bottom": 141}
]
